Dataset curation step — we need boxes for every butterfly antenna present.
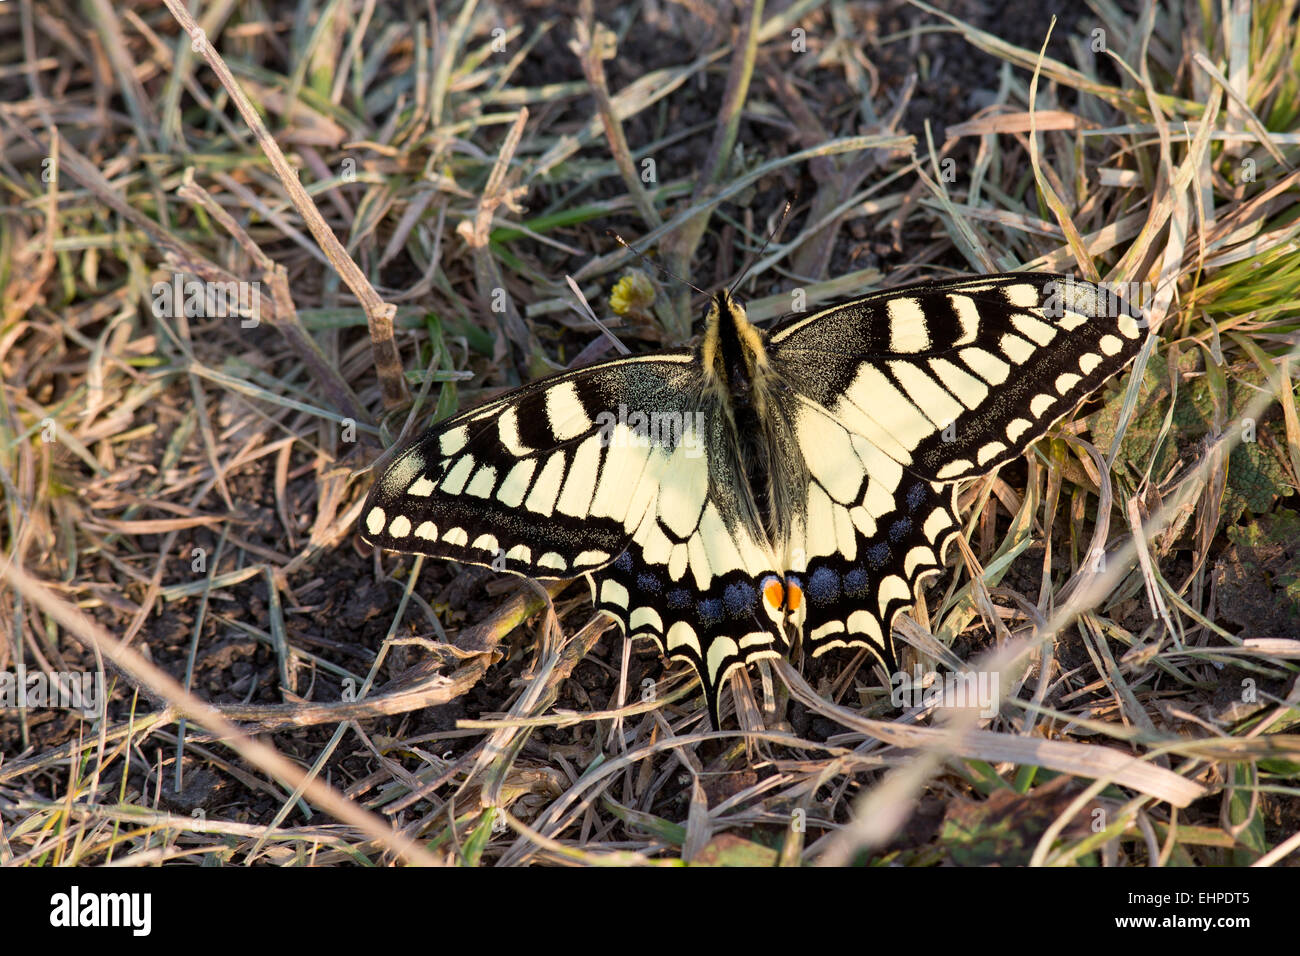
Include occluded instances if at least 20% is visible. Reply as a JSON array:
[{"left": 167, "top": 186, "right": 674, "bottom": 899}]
[
  {"left": 729, "top": 197, "right": 795, "bottom": 298},
  {"left": 564, "top": 274, "right": 631, "bottom": 355},
  {"left": 608, "top": 231, "right": 709, "bottom": 298}
]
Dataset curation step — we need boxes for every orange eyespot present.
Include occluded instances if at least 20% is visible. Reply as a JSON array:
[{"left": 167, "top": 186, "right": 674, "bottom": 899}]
[
  {"left": 762, "top": 576, "right": 803, "bottom": 612},
  {"left": 785, "top": 581, "right": 803, "bottom": 612}
]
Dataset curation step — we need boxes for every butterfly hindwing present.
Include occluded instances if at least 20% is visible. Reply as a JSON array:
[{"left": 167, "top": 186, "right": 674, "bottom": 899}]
[
  {"left": 786, "top": 395, "right": 961, "bottom": 664},
  {"left": 594, "top": 496, "right": 787, "bottom": 724},
  {"left": 576, "top": 392, "right": 791, "bottom": 722}
]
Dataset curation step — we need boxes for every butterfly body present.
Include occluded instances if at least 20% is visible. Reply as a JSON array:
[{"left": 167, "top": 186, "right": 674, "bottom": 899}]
[{"left": 360, "top": 273, "right": 1145, "bottom": 725}]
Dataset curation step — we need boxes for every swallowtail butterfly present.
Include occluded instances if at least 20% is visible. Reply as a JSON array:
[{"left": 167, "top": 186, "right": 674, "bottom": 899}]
[{"left": 360, "top": 273, "right": 1144, "bottom": 725}]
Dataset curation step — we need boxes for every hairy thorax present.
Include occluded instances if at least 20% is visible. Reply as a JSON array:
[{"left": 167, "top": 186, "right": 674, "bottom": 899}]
[{"left": 699, "top": 291, "right": 807, "bottom": 552}]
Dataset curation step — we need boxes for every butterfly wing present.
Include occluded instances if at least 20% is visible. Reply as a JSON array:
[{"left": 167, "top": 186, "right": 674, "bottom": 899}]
[
  {"left": 771, "top": 273, "right": 1146, "bottom": 482},
  {"left": 591, "top": 411, "right": 789, "bottom": 725},
  {"left": 361, "top": 354, "right": 697, "bottom": 574},
  {"left": 361, "top": 352, "right": 786, "bottom": 724},
  {"left": 784, "top": 395, "right": 959, "bottom": 664},
  {"left": 771, "top": 273, "right": 1144, "bottom": 662}
]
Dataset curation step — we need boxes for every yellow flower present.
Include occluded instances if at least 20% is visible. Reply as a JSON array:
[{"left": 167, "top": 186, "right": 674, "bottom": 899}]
[{"left": 609, "top": 269, "right": 655, "bottom": 316}]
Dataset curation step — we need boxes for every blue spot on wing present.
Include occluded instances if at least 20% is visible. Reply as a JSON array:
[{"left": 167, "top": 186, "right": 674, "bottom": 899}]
[
  {"left": 699, "top": 598, "right": 724, "bottom": 626},
  {"left": 807, "top": 567, "right": 841, "bottom": 606},
  {"left": 867, "top": 543, "right": 891, "bottom": 569},
  {"left": 889, "top": 516, "right": 912, "bottom": 542},
  {"left": 844, "top": 567, "right": 870, "bottom": 598},
  {"left": 723, "top": 581, "right": 756, "bottom": 618},
  {"left": 666, "top": 587, "right": 691, "bottom": 610},
  {"left": 906, "top": 482, "right": 928, "bottom": 512}
]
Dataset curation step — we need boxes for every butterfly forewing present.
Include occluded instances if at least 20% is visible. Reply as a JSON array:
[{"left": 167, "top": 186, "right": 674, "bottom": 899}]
[
  {"left": 362, "top": 354, "right": 694, "bottom": 575},
  {"left": 771, "top": 274, "right": 1146, "bottom": 481}
]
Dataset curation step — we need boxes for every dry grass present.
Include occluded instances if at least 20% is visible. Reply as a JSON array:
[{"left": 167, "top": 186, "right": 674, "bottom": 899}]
[{"left": 1, "top": 0, "right": 1299, "bottom": 866}]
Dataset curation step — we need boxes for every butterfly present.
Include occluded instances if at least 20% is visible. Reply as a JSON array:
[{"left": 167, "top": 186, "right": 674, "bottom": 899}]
[{"left": 359, "top": 272, "right": 1145, "bottom": 726}]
